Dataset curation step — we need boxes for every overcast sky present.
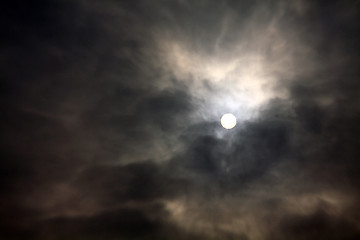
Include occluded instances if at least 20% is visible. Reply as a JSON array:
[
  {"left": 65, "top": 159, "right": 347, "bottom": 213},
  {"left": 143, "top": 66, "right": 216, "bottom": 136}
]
[{"left": 1, "top": 0, "right": 360, "bottom": 239}]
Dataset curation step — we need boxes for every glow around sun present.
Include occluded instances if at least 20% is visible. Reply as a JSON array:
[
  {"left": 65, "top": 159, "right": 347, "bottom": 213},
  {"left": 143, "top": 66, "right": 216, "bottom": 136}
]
[{"left": 221, "top": 113, "right": 237, "bottom": 129}]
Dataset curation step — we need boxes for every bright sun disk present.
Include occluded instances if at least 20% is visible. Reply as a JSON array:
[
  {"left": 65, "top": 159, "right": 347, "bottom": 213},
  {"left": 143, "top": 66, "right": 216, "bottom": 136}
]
[{"left": 221, "top": 113, "right": 237, "bottom": 129}]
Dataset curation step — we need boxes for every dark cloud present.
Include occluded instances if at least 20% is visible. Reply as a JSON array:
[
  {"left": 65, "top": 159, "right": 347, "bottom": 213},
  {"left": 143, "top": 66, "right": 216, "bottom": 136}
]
[
  {"left": 276, "top": 209, "right": 360, "bottom": 240},
  {"left": 1, "top": 0, "right": 360, "bottom": 239}
]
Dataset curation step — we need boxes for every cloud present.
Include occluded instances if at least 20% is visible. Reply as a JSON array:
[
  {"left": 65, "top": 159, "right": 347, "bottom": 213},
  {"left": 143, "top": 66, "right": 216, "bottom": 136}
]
[{"left": 1, "top": 0, "right": 360, "bottom": 239}]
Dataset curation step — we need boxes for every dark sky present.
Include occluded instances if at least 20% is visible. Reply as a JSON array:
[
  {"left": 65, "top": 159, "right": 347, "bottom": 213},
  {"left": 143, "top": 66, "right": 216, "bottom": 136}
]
[{"left": 1, "top": 0, "right": 360, "bottom": 239}]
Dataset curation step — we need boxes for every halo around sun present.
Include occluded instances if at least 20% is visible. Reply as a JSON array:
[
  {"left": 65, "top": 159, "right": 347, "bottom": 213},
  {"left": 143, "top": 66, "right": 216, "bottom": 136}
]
[{"left": 221, "top": 113, "right": 237, "bottom": 129}]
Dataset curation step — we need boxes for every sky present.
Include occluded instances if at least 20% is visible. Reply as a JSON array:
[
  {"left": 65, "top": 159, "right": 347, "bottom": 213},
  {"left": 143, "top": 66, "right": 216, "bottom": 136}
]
[{"left": 1, "top": 0, "right": 360, "bottom": 239}]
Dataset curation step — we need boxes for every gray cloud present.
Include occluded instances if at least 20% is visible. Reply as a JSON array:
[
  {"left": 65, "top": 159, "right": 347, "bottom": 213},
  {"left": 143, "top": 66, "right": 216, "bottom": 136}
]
[{"left": 1, "top": 0, "right": 360, "bottom": 239}]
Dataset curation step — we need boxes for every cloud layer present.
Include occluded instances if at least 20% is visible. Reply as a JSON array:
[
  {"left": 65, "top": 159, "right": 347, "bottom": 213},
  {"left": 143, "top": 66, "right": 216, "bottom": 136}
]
[{"left": 1, "top": 0, "right": 360, "bottom": 239}]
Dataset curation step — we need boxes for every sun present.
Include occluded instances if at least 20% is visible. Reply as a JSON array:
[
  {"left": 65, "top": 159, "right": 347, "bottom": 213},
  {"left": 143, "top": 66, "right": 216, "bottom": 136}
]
[{"left": 221, "top": 113, "right": 237, "bottom": 129}]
